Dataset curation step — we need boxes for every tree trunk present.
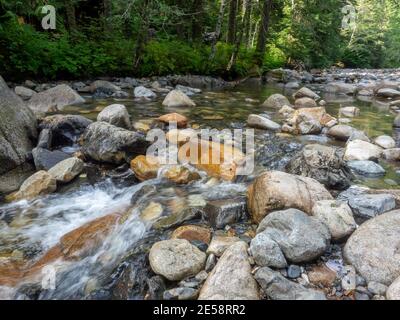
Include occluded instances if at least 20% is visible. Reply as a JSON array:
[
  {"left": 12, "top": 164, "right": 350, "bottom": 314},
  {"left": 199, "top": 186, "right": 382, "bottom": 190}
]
[
  {"left": 227, "top": 0, "right": 238, "bottom": 44},
  {"left": 255, "top": 0, "right": 272, "bottom": 66},
  {"left": 134, "top": 0, "right": 151, "bottom": 70},
  {"left": 226, "top": 0, "right": 251, "bottom": 71},
  {"left": 192, "top": 0, "right": 205, "bottom": 41},
  {"left": 210, "top": 0, "right": 227, "bottom": 60},
  {"left": 243, "top": 0, "right": 253, "bottom": 48},
  {"left": 103, "top": 0, "right": 112, "bottom": 31},
  {"left": 65, "top": 0, "right": 77, "bottom": 31}
]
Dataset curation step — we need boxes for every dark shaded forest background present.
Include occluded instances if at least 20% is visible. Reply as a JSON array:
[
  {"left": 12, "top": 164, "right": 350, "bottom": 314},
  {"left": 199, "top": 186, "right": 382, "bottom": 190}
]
[{"left": 1, "top": 0, "right": 399, "bottom": 81}]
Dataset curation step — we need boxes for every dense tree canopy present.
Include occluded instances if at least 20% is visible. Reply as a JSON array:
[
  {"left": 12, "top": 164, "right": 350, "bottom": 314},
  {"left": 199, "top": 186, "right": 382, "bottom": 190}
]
[{"left": 0, "top": 0, "right": 399, "bottom": 81}]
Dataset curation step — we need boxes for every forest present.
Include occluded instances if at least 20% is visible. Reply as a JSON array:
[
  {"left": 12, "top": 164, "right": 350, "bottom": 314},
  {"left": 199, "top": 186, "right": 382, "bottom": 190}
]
[{"left": 1, "top": 0, "right": 400, "bottom": 81}]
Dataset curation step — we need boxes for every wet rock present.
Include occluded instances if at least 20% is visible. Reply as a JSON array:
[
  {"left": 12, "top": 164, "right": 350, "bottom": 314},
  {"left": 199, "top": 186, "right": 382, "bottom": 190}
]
[
  {"left": 247, "top": 114, "right": 281, "bottom": 131},
  {"left": 163, "top": 165, "right": 201, "bottom": 184},
  {"left": 175, "top": 84, "right": 201, "bottom": 96},
  {"left": 13, "top": 171, "right": 57, "bottom": 201},
  {"left": 205, "top": 254, "right": 216, "bottom": 272},
  {"left": 286, "top": 144, "right": 352, "bottom": 190},
  {"left": 308, "top": 265, "right": 337, "bottom": 287},
  {"left": 146, "top": 275, "right": 166, "bottom": 300},
  {"left": 37, "top": 129, "right": 52, "bottom": 149},
  {"left": 327, "top": 125, "right": 355, "bottom": 141},
  {"left": 347, "top": 160, "right": 385, "bottom": 177},
  {"left": 58, "top": 214, "right": 120, "bottom": 260},
  {"left": 202, "top": 197, "right": 247, "bottom": 229},
  {"left": 162, "top": 90, "right": 196, "bottom": 107},
  {"left": 294, "top": 97, "right": 318, "bottom": 109},
  {"left": 134, "top": 86, "right": 156, "bottom": 99},
  {"left": 293, "top": 87, "right": 320, "bottom": 100},
  {"left": 82, "top": 122, "right": 149, "bottom": 164},
  {"left": 130, "top": 155, "right": 160, "bottom": 181},
  {"left": 374, "top": 135, "right": 396, "bottom": 149},
  {"left": 311, "top": 200, "right": 356, "bottom": 241},
  {"left": 255, "top": 267, "right": 326, "bottom": 300},
  {"left": 153, "top": 207, "right": 202, "bottom": 230},
  {"left": 262, "top": 94, "right": 290, "bottom": 109},
  {"left": 32, "top": 147, "right": 70, "bottom": 170},
  {"left": 0, "top": 162, "right": 35, "bottom": 194},
  {"left": 28, "top": 84, "right": 85, "bottom": 114},
  {"left": 207, "top": 235, "right": 241, "bottom": 257},
  {"left": 341, "top": 265, "right": 356, "bottom": 291},
  {"left": 394, "top": 114, "right": 400, "bottom": 128},
  {"left": 387, "top": 276, "right": 400, "bottom": 300},
  {"left": 199, "top": 241, "right": 259, "bottom": 300},
  {"left": 39, "top": 114, "right": 92, "bottom": 149},
  {"left": 247, "top": 170, "right": 333, "bottom": 223},
  {"left": 344, "top": 139, "right": 382, "bottom": 161},
  {"left": 368, "top": 282, "right": 388, "bottom": 296},
  {"left": 256, "top": 209, "right": 331, "bottom": 263},
  {"left": 344, "top": 210, "right": 400, "bottom": 285},
  {"left": 324, "top": 82, "right": 356, "bottom": 95},
  {"left": 97, "top": 104, "right": 131, "bottom": 129},
  {"left": 383, "top": 148, "right": 400, "bottom": 161},
  {"left": 348, "top": 194, "right": 396, "bottom": 221},
  {"left": 249, "top": 232, "right": 287, "bottom": 268},
  {"left": 15, "top": 86, "right": 36, "bottom": 100},
  {"left": 171, "top": 225, "right": 211, "bottom": 244},
  {"left": 178, "top": 138, "right": 245, "bottom": 181},
  {"left": 90, "top": 80, "right": 121, "bottom": 96},
  {"left": 149, "top": 239, "right": 206, "bottom": 281},
  {"left": 282, "top": 107, "right": 334, "bottom": 135},
  {"left": 163, "top": 287, "right": 198, "bottom": 300},
  {"left": 339, "top": 106, "right": 360, "bottom": 117},
  {"left": 287, "top": 265, "right": 302, "bottom": 279},
  {"left": 377, "top": 88, "right": 400, "bottom": 98},
  {"left": 140, "top": 202, "right": 163, "bottom": 222},
  {"left": 0, "top": 76, "right": 37, "bottom": 175},
  {"left": 279, "top": 105, "right": 295, "bottom": 119},
  {"left": 48, "top": 157, "right": 84, "bottom": 183},
  {"left": 158, "top": 113, "right": 188, "bottom": 128},
  {"left": 133, "top": 121, "right": 151, "bottom": 133},
  {"left": 348, "top": 129, "right": 370, "bottom": 142},
  {"left": 130, "top": 184, "right": 156, "bottom": 205}
]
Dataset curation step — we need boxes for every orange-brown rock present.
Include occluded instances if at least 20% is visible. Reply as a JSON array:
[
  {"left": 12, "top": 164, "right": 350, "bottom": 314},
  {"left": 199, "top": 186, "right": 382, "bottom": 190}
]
[
  {"left": 178, "top": 139, "right": 245, "bottom": 181},
  {"left": 0, "top": 260, "right": 25, "bottom": 286},
  {"left": 158, "top": 113, "right": 188, "bottom": 128},
  {"left": 2, "top": 214, "right": 121, "bottom": 288},
  {"left": 164, "top": 165, "right": 201, "bottom": 184},
  {"left": 130, "top": 155, "right": 161, "bottom": 181},
  {"left": 59, "top": 214, "right": 120, "bottom": 260},
  {"left": 171, "top": 225, "right": 212, "bottom": 244},
  {"left": 308, "top": 265, "right": 337, "bottom": 287}
]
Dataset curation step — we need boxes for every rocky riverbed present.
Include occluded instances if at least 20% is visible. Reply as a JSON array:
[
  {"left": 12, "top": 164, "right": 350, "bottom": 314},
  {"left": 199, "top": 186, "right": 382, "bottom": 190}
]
[{"left": 2, "top": 69, "right": 400, "bottom": 300}]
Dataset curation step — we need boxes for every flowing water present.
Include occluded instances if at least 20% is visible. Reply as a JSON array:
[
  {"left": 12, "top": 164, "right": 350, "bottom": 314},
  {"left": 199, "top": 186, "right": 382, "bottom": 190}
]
[{"left": 1, "top": 81, "right": 399, "bottom": 299}]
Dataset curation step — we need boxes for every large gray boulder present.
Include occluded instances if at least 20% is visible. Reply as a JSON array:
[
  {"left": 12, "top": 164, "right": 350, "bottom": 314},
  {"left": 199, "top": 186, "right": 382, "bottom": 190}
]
[
  {"left": 199, "top": 241, "right": 259, "bottom": 300},
  {"left": 97, "top": 104, "right": 131, "bottom": 129},
  {"left": 39, "top": 114, "right": 92, "bottom": 149},
  {"left": 81, "top": 122, "right": 150, "bottom": 164},
  {"left": 27, "top": 84, "right": 85, "bottom": 114},
  {"left": 0, "top": 76, "right": 37, "bottom": 176},
  {"left": 344, "top": 210, "right": 400, "bottom": 285},
  {"left": 286, "top": 144, "right": 352, "bottom": 190},
  {"left": 256, "top": 209, "right": 331, "bottom": 263},
  {"left": 262, "top": 94, "right": 290, "bottom": 109}
]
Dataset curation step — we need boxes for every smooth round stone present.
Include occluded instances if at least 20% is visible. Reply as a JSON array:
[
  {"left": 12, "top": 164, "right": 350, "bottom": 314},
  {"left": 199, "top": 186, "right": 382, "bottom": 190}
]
[
  {"left": 347, "top": 160, "right": 386, "bottom": 177},
  {"left": 287, "top": 265, "right": 302, "bottom": 279}
]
